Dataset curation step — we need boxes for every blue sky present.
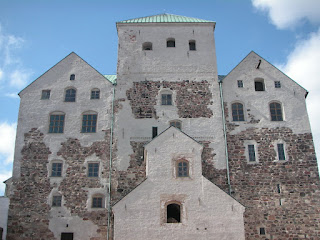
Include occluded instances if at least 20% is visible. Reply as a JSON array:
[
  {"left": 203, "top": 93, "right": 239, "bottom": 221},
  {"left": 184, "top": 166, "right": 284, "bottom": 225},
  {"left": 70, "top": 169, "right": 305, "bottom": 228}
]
[{"left": 0, "top": 0, "right": 320, "bottom": 195}]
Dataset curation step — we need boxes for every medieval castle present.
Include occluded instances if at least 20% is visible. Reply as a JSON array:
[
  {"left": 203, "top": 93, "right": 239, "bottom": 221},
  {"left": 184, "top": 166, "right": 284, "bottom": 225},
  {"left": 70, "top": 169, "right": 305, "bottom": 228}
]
[{"left": 3, "top": 13, "right": 320, "bottom": 240}]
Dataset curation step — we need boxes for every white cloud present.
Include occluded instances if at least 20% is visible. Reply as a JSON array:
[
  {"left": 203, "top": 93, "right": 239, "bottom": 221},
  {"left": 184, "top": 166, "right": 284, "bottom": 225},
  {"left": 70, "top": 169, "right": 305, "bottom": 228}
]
[
  {"left": 9, "top": 69, "right": 32, "bottom": 88},
  {"left": 0, "top": 171, "right": 12, "bottom": 196},
  {"left": 0, "top": 122, "right": 17, "bottom": 164},
  {"left": 0, "top": 68, "right": 3, "bottom": 81},
  {"left": 252, "top": 0, "right": 320, "bottom": 29},
  {"left": 5, "top": 92, "right": 19, "bottom": 99},
  {"left": 279, "top": 28, "right": 320, "bottom": 159}
]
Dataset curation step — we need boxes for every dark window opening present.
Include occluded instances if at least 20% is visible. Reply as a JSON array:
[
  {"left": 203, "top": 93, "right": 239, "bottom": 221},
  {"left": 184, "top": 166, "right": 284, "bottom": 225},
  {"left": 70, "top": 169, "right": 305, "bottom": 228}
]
[
  {"left": 232, "top": 103, "right": 245, "bottom": 121},
  {"left": 51, "top": 163, "right": 62, "bottom": 177},
  {"left": 61, "top": 232, "right": 73, "bottom": 240},
  {"left": 167, "top": 203, "right": 180, "bottom": 223},
  {"left": 275, "top": 81, "right": 281, "bottom": 88},
  {"left": 52, "top": 195, "right": 62, "bottom": 207},
  {"left": 65, "top": 89, "right": 76, "bottom": 102},
  {"left": 270, "top": 102, "right": 283, "bottom": 121},
  {"left": 167, "top": 39, "right": 175, "bottom": 48},
  {"left": 91, "top": 89, "right": 100, "bottom": 99},
  {"left": 248, "top": 145, "right": 256, "bottom": 162},
  {"left": 237, "top": 80, "right": 243, "bottom": 88},
  {"left": 49, "top": 114, "right": 65, "bottom": 133},
  {"left": 277, "top": 144, "right": 285, "bottom": 160},
  {"left": 88, "top": 163, "right": 99, "bottom": 177},
  {"left": 260, "top": 227, "right": 266, "bottom": 235},
  {"left": 161, "top": 94, "right": 172, "bottom": 105},
  {"left": 41, "top": 90, "right": 51, "bottom": 100},
  {"left": 152, "top": 127, "right": 158, "bottom": 139},
  {"left": 70, "top": 74, "right": 75, "bottom": 81},
  {"left": 255, "top": 80, "right": 265, "bottom": 91},
  {"left": 189, "top": 40, "right": 196, "bottom": 50},
  {"left": 82, "top": 114, "right": 97, "bottom": 133},
  {"left": 142, "top": 42, "right": 152, "bottom": 50},
  {"left": 177, "top": 161, "right": 189, "bottom": 177},
  {"left": 92, "top": 196, "right": 103, "bottom": 208}
]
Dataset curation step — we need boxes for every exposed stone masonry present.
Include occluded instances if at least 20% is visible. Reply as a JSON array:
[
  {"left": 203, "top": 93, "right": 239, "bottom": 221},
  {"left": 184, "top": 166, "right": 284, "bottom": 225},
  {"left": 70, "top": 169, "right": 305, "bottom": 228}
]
[
  {"left": 7, "top": 129, "right": 55, "bottom": 240},
  {"left": 226, "top": 127, "right": 320, "bottom": 239},
  {"left": 127, "top": 80, "right": 213, "bottom": 119}
]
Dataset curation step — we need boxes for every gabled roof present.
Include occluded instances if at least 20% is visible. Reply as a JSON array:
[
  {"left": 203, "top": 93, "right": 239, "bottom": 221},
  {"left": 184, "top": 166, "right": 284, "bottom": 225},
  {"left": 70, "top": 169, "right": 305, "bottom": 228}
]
[
  {"left": 118, "top": 13, "right": 214, "bottom": 23},
  {"left": 104, "top": 74, "right": 117, "bottom": 84}
]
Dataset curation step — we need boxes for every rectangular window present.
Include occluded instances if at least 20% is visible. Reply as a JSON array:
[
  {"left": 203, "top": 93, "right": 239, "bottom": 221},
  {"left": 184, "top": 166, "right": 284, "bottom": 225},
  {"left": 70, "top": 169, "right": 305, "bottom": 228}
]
[
  {"left": 92, "top": 197, "right": 103, "bottom": 208},
  {"left": 91, "top": 90, "right": 100, "bottom": 99},
  {"left": 82, "top": 114, "right": 97, "bottom": 133},
  {"left": 161, "top": 94, "right": 172, "bottom": 105},
  {"left": 51, "top": 163, "right": 62, "bottom": 177},
  {"left": 260, "top": 227, "right": 266, "bottom": 235},
  {"left": 255, "top": 80, "right": 265, "bottom": 91},
  {"left": 49, "top": 115, "right": 65, "bottom": 133},
  {"left": 274, "top": 81, "right": 281, "bottom": 88},
  {"left": 52, "top": 195, "right": 62, "bottom": 207},
  {"left": 41, "top": 90, "right": 51, "bottom": 99},
  {"left": 237, "top": 80, "right": 243, "bottom": 88},
  {"left": 61, "top": 233, "right": 73, "bottom": 240},
  {"left": 152, "top": 127, "right": 158, "bottom": 139},
  {"left": 277, "top": 143, "right": 285, "bottom": 160},
  {"left": 277, "top": 184, "right": 281, "bottom": 193},
  {"left": 248, "top": 145, "right": 256, "bottom": 162},
  {"left": 88, "top": 163, "right": 99, "bottom": 177}
]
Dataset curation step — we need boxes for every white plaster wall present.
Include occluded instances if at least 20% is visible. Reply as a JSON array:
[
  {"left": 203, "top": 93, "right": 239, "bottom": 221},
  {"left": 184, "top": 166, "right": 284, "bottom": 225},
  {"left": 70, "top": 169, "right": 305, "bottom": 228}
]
[
  {"left": 114, "top": 22, "right": 226, "bottom": 171},
  {"left": 0, "top": 197, "right": 9, "bottom": 240},
  {"left": 113, "top": 128, "right": 245, "bottom": 240},
  {"left": 12, "top": 53, "right": 113, "bottom": 239},
  {"left": 222, "top": 51, "right": 311, "bottom": 135},
  {"left": 13, "top": 52, "right": 113, "bottom": 178}
]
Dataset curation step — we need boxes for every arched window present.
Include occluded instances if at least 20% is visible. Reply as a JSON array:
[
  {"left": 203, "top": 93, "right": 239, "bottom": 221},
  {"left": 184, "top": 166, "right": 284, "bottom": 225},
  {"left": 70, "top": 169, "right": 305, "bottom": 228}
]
[
  {"left": 270, "top": 102, "right": 283, "bottom": 121},
  {"left": 82, "top": 111, "right": 97, "bottom": 133},
  {"left": 49, "top": 111, "right": 65, "bottom": 133},
  {"left": 142, "top": 42, "right": 152, "bottom": 50},
  {"left": 167, "top": 203, "right": 181, "bottom": 223},
  {"left": 70, "top": 74, "right": 75, "bottom": 80},
  {"left": 189, "top": 40, "right": 196, "bottom": 50},
  {"left": 170, "top": 120, "right": 182, "bottom": 130},
  {"left": 177, "top": 160, "right": 189, "bottom": 177},
  {"left": 167, "top": 38, "right": 175, "bottom": 48},
  {"left": 91, "top": 88, "right": 100, "bottom": 99},
  {"left": 232, "top": 103, "right": 245, "bottom": 121},
  {"left": 65, "top": 88, "right": 76, "bottom": 102}
]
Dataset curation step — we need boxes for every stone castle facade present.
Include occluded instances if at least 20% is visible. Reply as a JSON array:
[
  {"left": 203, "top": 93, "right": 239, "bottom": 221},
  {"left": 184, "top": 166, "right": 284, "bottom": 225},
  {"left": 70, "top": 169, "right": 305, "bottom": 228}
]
[{"left": 5, "top": 14, "right": 320, "bottom": 240}]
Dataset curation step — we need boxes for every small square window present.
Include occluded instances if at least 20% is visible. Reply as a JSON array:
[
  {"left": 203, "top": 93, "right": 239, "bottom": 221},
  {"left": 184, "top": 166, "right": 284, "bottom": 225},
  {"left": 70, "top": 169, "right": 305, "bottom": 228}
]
[
  {"left": 51, "top": 162, "right": 62, "bottom": 177},
  {"left": 275, "top": 81, "right": 281, "bottom": 88},
  {"left": 52, "top": 195, "right": 62, "bottom": 207},
  {"left": 91, "top": 90, "right": 100, "bottom": 99},
  {"left": 248, "top": 145, "right": 256, "bottom": 162},
  {"left": 65, "top": 89, "right": 76, "bottom": 102},
  {"left": 237, "top": 80, "right": 243, "bottom": 88},
  {"left": 92, "top": 197, "right": 103, "bottom": 208},
  {"left": 161, "top": 94, "right": 172, "bottom": 105},
  {"left": 41, "top": 90, "right": 51, "bottom": 100},
  {"left": 255, "top": 80, "right": 265, "bottom": 91},
  {"left": 70, "top": 74, "right": 75, "bottom": 80},
  {"left": 189, "top": 40, "right": 196, "bottom": 51},
  {"left": 260, "top": 227, "right": 266, "bottom": 235},
  {"left": 88, "top": 163, "right": 99, "bottom": 177},
  {"left": 61, "top": 232, "right": 73, "bottom": 240}
]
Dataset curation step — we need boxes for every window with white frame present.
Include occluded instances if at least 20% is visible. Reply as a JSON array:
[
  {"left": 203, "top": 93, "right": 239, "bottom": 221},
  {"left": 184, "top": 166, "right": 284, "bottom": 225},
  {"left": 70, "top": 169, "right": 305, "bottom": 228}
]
[
  {"left": 88, "top": 163, "right": 99, "bottom": 177},
  {"left": 245, "top": 141, "right": 258, "bottom": 163},
  {"left": 161, "top": 94, "right": 172, "bottom": 105},
  {"left": 177, "top": 160, "right": 189, "bottom": 177},
  {"left": 51, "top": 162, "right": 62, "bottom": 177},
  {"left": 237, "top": 80, "right": 243, "bottom": 88}
]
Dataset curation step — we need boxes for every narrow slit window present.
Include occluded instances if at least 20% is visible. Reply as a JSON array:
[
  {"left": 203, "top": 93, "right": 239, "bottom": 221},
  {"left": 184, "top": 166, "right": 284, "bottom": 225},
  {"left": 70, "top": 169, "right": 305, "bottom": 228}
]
[
  {"left": 277, "top": 143, "right": 285, "bottom": 160},
  {"left": 277, "top": 184, "right": 281, "bottom": 193},
  {"left": 167, "top": 203, "right": 181, "bottom": 223},
  {"left": 248, "top": 145, "right": 256, "bottom": 162},
  {"left": 152, "top": 127, "right": 158, "bottom": 139},
  {"left": 260, "top": 227, "right": 266, "bottom": 235}
]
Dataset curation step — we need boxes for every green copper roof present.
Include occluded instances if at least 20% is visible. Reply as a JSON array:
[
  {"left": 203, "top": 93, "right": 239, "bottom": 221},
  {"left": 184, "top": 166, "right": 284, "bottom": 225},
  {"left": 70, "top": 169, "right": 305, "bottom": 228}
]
[
  {"left": 104, "top": 75, "right": 117, "bottom": 84},
  {"left": 118, "top": 13, "right": 214, "bottom": 23}
]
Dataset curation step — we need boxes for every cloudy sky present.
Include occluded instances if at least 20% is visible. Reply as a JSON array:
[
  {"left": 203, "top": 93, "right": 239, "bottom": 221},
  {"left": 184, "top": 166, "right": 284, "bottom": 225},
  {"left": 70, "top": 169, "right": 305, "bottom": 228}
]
[{"left": 0, "top": 0, "right": 319, "bottom": 195}]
